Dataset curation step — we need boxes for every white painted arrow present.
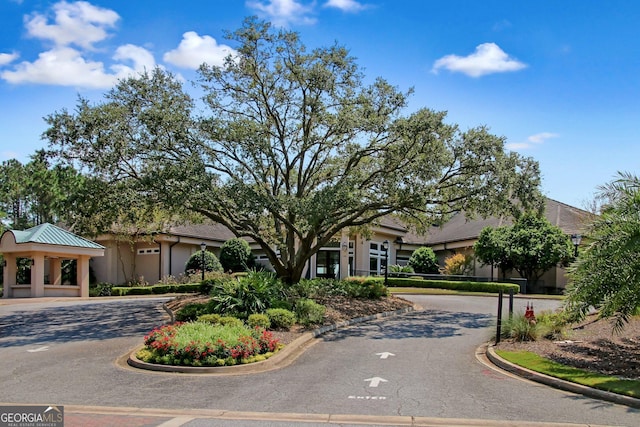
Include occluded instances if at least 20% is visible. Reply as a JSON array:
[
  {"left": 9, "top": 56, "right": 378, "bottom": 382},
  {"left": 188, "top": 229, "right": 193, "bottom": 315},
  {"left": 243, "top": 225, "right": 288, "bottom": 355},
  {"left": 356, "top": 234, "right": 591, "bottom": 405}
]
[
  {"left": 364, "top": 377, "right": 388, "bottom": 387},
  {"left": 376, "top": 352, "right": 395, "bottom": 359},
  {"left": 27, "top": 346, "right": 49, "bottom": 353}
]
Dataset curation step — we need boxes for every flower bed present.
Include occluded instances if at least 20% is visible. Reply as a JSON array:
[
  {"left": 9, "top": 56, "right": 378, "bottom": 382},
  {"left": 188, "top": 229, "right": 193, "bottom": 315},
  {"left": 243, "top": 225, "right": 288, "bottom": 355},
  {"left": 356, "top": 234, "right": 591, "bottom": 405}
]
[{"left": 136, "top": 322, "right": 281, "bottom": 367}]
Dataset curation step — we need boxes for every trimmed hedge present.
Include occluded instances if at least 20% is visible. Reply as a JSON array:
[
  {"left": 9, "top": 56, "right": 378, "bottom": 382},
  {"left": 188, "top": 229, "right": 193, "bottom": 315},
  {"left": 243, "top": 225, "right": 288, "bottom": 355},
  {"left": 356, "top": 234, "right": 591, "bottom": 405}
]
[
  {"left": 387, "top": 277, "right": 519, "bottom": 294},
  {"left": 111, "top": 283, "right": 201, "bottom": 296}
]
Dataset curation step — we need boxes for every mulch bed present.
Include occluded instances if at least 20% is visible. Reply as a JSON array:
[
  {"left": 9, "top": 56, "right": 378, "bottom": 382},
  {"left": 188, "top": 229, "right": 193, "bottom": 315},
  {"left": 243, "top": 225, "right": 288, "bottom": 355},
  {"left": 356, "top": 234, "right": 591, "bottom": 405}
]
[{"left": 496, "top": 314, "right": 640, "bottom": 380}]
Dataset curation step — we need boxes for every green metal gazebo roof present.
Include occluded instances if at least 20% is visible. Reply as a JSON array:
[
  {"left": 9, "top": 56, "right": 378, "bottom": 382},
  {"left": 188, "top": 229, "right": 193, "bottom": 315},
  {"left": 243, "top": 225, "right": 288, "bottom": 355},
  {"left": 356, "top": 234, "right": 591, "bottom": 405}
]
[{"left": 10, "top": 223, "right": 104, "bottom": 249}]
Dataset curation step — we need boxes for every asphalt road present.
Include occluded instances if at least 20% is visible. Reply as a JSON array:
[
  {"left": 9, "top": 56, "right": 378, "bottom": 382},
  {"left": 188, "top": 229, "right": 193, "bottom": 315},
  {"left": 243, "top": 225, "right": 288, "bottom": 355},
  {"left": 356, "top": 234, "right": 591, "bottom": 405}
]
[{"left": 0, "top": 295, "right": 638, "bottom": 426}]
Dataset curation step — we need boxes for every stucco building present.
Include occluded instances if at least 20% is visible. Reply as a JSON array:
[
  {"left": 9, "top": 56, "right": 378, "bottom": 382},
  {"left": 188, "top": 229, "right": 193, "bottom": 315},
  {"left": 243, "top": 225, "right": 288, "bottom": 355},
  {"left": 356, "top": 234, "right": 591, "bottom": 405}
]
[{"left": 89, "top": 198, "right": 589, "bottom": 293}]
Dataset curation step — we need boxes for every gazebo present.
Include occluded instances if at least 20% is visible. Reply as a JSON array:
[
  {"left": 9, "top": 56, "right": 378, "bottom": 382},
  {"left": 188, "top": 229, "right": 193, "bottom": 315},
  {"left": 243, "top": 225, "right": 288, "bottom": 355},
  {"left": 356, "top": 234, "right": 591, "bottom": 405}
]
[{"left": 1, "top": 223, "right": 105, "bottom": 298}]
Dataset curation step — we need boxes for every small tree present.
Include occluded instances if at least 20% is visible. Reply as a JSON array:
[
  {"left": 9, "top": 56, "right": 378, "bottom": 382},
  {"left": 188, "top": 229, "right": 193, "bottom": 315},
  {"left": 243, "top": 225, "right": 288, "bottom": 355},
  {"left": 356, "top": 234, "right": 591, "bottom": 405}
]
[
  {"left": 475, "top": 213, "right": 574, "bottom": 292},
  {"left": 185, "top": 250, "right": 223, "bottom": 275},
  {"left": 474, "top": 227, "right": 514, "bottom": 280},
  {"left": 219, "top": 238, "right": 255, "bottom": 272},
  {"left": 442, "top": 253, "right": 472, "bottom": 275},
  {"left": 408, "top": 247, "right": 439, "bottom": 274}
]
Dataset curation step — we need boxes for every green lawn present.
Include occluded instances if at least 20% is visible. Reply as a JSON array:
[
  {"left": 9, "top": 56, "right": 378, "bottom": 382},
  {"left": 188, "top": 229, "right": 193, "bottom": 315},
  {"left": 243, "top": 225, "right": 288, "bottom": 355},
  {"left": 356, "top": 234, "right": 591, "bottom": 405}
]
[{"left": 495, "top": 350, "right": 640, "bottom": 398}]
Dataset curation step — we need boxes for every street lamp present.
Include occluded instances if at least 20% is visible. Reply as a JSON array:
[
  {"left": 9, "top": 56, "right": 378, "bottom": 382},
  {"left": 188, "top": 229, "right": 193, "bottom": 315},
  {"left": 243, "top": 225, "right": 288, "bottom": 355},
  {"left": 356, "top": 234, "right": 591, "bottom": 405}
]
[
  {"left": 382, "top": 240, "right": 389, "bottom": 286},
  {"left": 570, "top": 234, "right": 582, "bottom": 257},
  {"left": 200, "top": 242, "right": 207, "bottom": 281}
]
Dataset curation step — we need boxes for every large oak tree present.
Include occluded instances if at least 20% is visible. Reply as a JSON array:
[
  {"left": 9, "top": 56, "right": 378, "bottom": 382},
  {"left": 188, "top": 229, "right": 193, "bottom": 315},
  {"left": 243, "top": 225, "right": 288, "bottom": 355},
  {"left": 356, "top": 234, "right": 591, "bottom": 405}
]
[{"left": 44, "top": 18, "right": 541, "bottom": 284}]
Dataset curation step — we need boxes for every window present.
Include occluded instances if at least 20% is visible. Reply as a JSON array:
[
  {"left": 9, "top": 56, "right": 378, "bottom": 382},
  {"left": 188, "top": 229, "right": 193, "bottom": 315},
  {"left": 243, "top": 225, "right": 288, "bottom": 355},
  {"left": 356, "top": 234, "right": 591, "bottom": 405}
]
[
  {"left": 369, "top": 242, "right": 386, "bottom": 275},
  {"left": 137, "top": 248, "right": 160, "bottom": 255}
]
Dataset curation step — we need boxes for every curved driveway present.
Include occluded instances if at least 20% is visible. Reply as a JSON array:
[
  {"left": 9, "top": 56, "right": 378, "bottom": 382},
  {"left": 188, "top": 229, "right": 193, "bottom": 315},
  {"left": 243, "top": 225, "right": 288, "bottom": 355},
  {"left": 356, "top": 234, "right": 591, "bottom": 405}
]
[{"left": 0, "top": 295, "right": 638, "bottom": 426}]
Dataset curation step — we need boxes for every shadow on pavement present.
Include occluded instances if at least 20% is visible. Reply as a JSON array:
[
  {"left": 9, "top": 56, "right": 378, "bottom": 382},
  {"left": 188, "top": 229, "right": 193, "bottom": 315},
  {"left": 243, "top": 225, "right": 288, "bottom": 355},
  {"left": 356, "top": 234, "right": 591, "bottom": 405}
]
[
  {"left": 0, "top": 300, "right": 168, "bottom": 348},
  {"left": 321, "top": 309, "right": 494, "bottom": 341}
]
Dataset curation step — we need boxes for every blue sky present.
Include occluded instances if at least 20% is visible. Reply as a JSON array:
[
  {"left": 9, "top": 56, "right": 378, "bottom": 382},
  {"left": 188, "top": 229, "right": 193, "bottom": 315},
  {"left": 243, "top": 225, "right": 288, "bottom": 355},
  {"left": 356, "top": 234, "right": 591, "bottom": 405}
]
[{"left": 1, "top": 0, "right": 639, "bottom": 209}]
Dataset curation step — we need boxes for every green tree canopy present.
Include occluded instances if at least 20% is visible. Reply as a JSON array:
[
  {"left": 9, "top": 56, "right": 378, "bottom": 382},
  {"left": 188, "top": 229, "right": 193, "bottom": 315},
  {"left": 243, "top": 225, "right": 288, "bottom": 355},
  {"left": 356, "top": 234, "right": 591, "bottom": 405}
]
[
  {"left": 408, "top": 247, "right": 439, "bottom": 274},
  {"left": 565, "top": 172, "right": 640, "bottom": 331},
  {"left": 474, "top": 213, "right": 574, "bottom": 291},
  {"left": 474, "top": 226, "right": 515, "bottom": 279},
  {"left": 0, "top": 151, "right": 84, "bottom": 229},
  {"left": 44, "top": 18, "right": 541, "bottom": 284}
]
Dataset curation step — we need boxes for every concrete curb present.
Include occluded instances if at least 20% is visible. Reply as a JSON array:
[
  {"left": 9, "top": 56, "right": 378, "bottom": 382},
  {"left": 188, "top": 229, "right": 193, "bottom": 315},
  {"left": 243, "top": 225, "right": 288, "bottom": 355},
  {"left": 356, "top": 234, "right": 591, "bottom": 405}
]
[
  {"left": 127, "top": 304, "right": 420, "bottom": 375},
  {"left": 484, "top": 343, "right": 640, "bottom": 409}
]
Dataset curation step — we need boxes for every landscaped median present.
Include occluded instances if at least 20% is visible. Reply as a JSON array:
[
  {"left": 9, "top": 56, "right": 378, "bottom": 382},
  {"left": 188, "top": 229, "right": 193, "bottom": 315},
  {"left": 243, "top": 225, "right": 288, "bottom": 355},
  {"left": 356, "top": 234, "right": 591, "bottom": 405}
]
[
  {"left": 125, "top": 273, "right": 418, "bottom": 374},
  {"left": 127, "top": 303, "right": 417, "bottom": 374},
  {"left": 485, "top": 345, "right": 640, "bottom": 409}
]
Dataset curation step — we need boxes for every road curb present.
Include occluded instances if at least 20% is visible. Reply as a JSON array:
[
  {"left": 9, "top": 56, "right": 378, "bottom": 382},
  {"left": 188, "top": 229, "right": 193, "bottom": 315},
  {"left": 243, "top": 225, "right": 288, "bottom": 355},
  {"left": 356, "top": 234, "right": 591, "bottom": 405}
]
[
  {"left": 484, "top": 343, "right": 640, "bottom": 409},
  {"left": 127, "top": 303, "right": 420, "bottom": 375}
]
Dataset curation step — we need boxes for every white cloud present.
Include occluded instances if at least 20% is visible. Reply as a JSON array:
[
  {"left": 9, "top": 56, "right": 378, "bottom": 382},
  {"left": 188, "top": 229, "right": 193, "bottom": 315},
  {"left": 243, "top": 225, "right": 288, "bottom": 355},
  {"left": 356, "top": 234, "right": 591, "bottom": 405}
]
[
  {"left": 432, "top": 43, "right": 527, "bottom": 77},
  {"left": 246, "top": 0, "right": 316, "bottom": 26},
  {"left": 163, "top": 32, "right": 236, "bottom": 69},
  {"left": 506, "top": 132, "right": 559, "bottom": 151},
  {"left": 0, "top": 52, "right": 19, "bottom": 66},
  {"left": 2, "top": 1, "right": 157, "bottom": 89},
  {"left": 111, "top": 44, "right": 157, "bottom": 75},
  {"left": 324, "top": 0, "right": 367, "bottom": 12},
  {"left": 1, "top": 46, "right": 155, "bottom": 89},
  {"left": 25, "top": 1, "right": 120, "bottom": 49}
]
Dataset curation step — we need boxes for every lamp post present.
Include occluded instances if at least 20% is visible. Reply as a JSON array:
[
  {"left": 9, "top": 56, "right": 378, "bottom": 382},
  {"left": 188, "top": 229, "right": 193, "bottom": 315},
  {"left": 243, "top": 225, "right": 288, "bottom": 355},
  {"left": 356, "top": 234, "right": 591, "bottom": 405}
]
[
  {"left": 200, "top": 242, "right": 207, "bottom": 281},
  {"left": 382, "top": 240, "right": 389, "bottom": 286},
  {"left": 570, "top": 234, "right": 582, "bottom": 257}
]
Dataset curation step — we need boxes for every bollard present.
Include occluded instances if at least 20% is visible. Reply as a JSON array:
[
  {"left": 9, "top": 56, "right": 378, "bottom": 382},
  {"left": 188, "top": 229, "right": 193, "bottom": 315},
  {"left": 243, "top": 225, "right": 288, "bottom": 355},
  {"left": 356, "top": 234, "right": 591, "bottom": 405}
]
[{"left": 496, "top": 290, "right": 503, "bottom": 345}]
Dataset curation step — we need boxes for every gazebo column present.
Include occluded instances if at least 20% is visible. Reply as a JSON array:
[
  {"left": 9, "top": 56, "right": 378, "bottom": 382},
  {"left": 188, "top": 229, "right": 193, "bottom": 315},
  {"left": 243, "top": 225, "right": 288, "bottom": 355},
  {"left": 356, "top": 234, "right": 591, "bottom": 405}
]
[
  {"left": 31, "top": 253, "right": 45, "bottom": 297},
  {"left": 50, "top": 258, "right": 62, "bottom": 286},
  {"left": 77, "top": 255, "right": 91, "bottom": 298},
  {"left": 3, "top": 254, "right": 17, "bottom": 298}
]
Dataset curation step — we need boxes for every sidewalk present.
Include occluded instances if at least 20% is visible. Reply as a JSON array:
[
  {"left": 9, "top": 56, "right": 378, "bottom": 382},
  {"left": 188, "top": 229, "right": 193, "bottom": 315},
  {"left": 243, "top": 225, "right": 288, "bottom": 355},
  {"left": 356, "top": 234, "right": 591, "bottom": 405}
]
[{"left": 61, "top": 404, "right": 612, "bottom": 427}]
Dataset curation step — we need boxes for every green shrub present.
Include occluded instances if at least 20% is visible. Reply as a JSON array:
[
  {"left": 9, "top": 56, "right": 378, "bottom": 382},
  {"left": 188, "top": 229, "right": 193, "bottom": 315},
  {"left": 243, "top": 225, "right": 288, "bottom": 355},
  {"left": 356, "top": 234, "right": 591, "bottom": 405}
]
[
  {"left": 386, "top": 277, "right": 520, "bottom": 294},
  {"left": 502, "top": 313, "right": 550, "bottom": 342},
  {"left": 408, "top": 247, "right": 440, "bottom": 274},
  {"left": 270, "top": 299, "right": 293, "bottom": 310},
  {"left": 248, "top": 313, "right": 271, "bottom": 329},
  {"left": 175, "top": 302, "right": 209, "bottom": 322},
  {"left": 199, "top": 275, "right": 234, "bottom": 296},
  {"left": 197, "top": 313, "right": 222, "bottom": 324},
  {"left": 295, "top": 298, "right": 326, "bottom": 326},
  {"left": 208, "top": 271, "right": 285, "bottom": 317},
  {"left": 218, "top": 316, "right": 245, "bottom": 327},
  {"left": 220, "top": 238, "right": 255, "bottom": 272},
  {"left": 151, "top": 284, "right": 172, "bottom": 294},
  {"left": 90, "top": 282, "right": 113, "bottom": 297},
  {"left": 536, "top": 310, "right": 571, "bottom": 340},
  {"left": 342, "top": 277, "right": 388, "bottom": 299},
  {"left": 185, "top": 250, "right": 223, "bottom": 275},
  {"left": 266, "top": 308, "right": 296, "bottom": 330},
  {"left": 389, "top": 265, "right": 414, "bottom": 273},
  {"left": 289, "top": 278, "right": 340, "bottom": 299}
]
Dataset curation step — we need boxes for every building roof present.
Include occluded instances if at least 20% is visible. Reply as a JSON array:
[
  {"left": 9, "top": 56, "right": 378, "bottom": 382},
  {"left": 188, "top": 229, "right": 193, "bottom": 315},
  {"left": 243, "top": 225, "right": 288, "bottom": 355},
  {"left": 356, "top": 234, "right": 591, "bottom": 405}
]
[
  {"left": 403, "top": 198, "right": 592, "bottom": 246},
  {"left": 168, "top": 222, "right": 237, "bottom": 242},
  {"left": 8, "top": 223, "right": 104, "bottom": 249}
]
